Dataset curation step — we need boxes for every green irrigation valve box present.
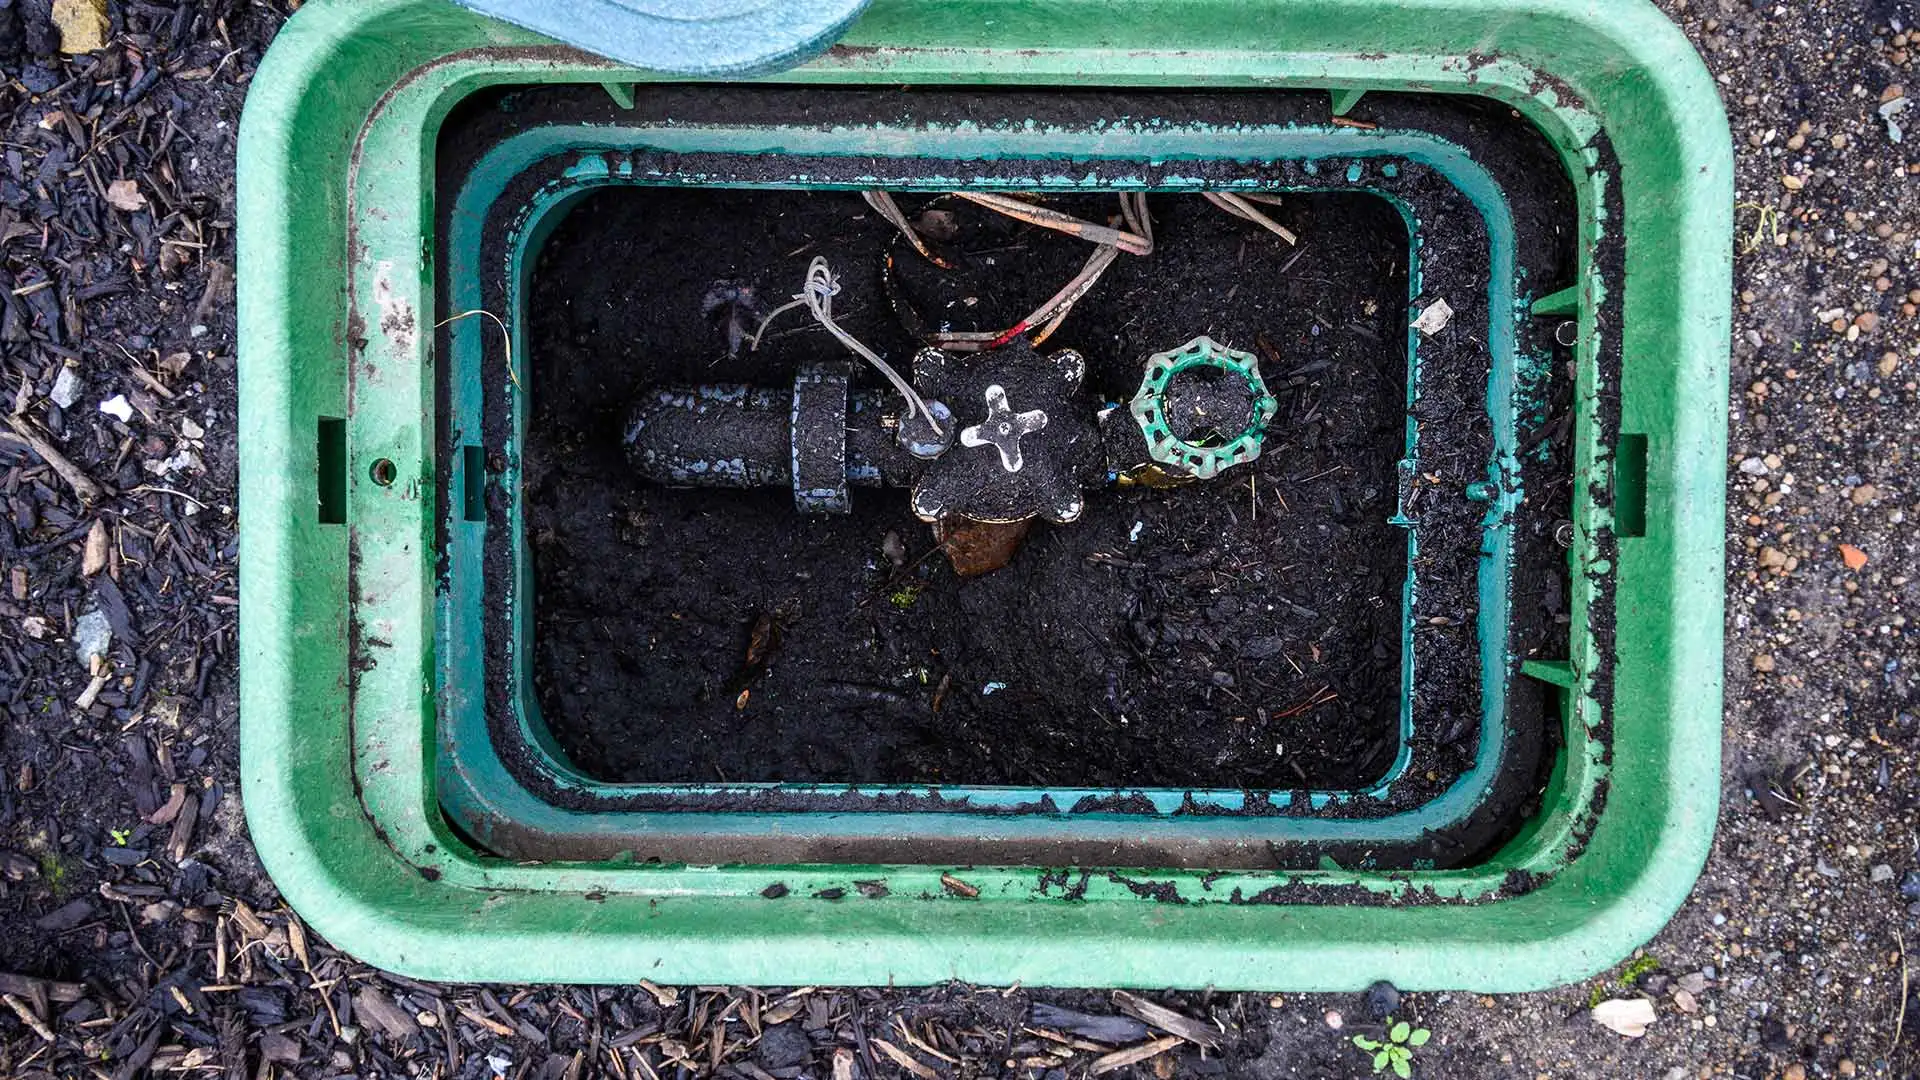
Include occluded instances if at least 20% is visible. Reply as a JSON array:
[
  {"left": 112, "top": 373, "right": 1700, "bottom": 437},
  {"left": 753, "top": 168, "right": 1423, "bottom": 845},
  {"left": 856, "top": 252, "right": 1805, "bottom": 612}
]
[{"left": 237, "top": 0, "right": 1730, "bottom": 989}]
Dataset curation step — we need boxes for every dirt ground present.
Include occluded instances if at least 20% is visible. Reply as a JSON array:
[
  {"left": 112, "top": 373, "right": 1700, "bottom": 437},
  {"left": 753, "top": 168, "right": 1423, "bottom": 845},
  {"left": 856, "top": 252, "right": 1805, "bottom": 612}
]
[{"left": 1, "top": 0, "right": 1917, "bottom": 1078}]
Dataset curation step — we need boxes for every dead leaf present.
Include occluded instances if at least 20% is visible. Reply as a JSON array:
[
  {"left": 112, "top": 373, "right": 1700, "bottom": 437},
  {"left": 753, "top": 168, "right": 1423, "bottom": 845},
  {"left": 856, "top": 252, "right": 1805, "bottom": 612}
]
[
  {"left": 82, "top": 518, "right": 108, "bottom": 576},
  {"left": 146, "top": 782, "right": 187, "bottom": 826},
  {"left": 1840, "top": 543, "right": 1868, "bottom": 571},
  {"left": 106, "top": 180, "right": 147, "bottom": 213},
  {"left": 1591, "top": 997, "right": 1656, "bottom": 1038},
  {"left": 871, "top": 1038, "right": 938, "bottom": 1080},
  {"left": 286, "top": 913, "right": 311, "bottom": 971},
  {"left": 52, "top": 0, "right": 109, "bottom": 54}
]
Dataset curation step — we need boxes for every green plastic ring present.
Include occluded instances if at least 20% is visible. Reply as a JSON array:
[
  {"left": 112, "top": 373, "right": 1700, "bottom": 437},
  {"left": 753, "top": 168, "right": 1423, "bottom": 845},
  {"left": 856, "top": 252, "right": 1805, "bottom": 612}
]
[{"left": 1127, "top": 335, "right": 1279, "bottom": 479}]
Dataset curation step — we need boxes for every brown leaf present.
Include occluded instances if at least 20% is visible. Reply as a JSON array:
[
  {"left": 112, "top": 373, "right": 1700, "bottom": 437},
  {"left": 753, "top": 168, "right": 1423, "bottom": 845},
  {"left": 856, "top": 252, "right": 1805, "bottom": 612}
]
[
  {"left": 286, "top": 913, "right": 311, "bottom": 972},
  {"left": 105, "top": 179, "right": 147, "bottom": 212},
  {"left": 871, "top": 1038, "right": 938, "bottom": 1080},
  {"left": 146, "top": 782, "right": 187, "bottom": 826},
  {"left": 82, "top": 518, "right": 108, "bottom": 577}
]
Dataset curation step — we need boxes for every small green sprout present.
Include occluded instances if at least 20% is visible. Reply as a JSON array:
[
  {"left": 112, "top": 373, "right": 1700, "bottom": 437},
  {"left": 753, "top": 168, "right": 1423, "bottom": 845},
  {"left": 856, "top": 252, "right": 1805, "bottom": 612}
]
[
  {"left": 1352, "top": 1019, "right": 1430, "bottom": 1078},
  {"left": 888, "top": 584, "right": 922, "bottom": 610},
  {"left": 1617, "top": 953, "right": 1659, "bottom": 987},
  {"left": 109, "top": 828, "right": 131, "bottom": 846}
]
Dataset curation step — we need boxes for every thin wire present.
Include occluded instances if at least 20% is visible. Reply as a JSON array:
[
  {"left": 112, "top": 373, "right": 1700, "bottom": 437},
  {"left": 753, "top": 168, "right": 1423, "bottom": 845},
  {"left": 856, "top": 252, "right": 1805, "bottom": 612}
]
[
  {"left": 751, "top": 257, "right": 944, "bottom": 437},
  {"left": 436, "top": 308, "right": 518, "bottom": 390}
]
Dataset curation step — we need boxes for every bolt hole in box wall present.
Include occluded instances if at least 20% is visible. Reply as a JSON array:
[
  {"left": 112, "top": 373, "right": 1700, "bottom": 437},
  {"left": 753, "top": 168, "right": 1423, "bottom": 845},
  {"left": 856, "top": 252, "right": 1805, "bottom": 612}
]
[{"left": 238, "top": 0, "right": 1730, "bottom": 988}]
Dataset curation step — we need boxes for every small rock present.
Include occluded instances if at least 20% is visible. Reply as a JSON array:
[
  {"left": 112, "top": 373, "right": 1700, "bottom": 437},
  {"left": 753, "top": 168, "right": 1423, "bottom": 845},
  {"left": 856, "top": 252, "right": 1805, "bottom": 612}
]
[
  {"left": 1840, "top": 543, "right": 1869, "bottom": 571},
  {"left": 1675, "top": 971, "right": 1709, "bottom": 995},
  {"left": 51, "top": 0, "right": 108, "bottom": 54},
  {"left": 1752, "top": 653, "right": 1776, "bottom": 673},
  {"left": 1363, "top": 980, "right": 1400, "bottom": 1019},
  {"left": 1324, "top": 1009, "right": 1344, "bottom": 1030},
  {"left": 49, "top": 366, "right": 81, "bottom": 409},
  {"left": 72, "top": 608, "right": 112, "bottom": 668},
  {"left": 1737, "top": 456, "right": 1768, "bottom": 475},
  {"left": 82, "top": 518, "right": 108, "bottom": 577},
  {"left": 1784, "top": 1064, "right": 1807, "bottom": 1080},
  {"left": 1758, "top": 546, "right": 1788, "bottom": 570},
  {"left": 756, "top": 1024, "right": 812, "bottom": 1071},
  {"left": 1411, "top": 298, "right": 1454, "bottom": 336},
  {"left": 1840, "top": 1058, "right": 1857, "bottom": 1077},
  {"left": 1850, "top": 483, "right": 1878, "bottom": 505},
  {"left": 1898, "top": 870, "right": 1920, "bottom": 901},
  {"left": 1671, "top": 988, "right": 1697, "bottom": 1014},
  {"left": 98, "top": 394, "right": 134, "bottom": 423},
  {"left": 1871, "top": 864, "right": 1895, "bottom": 884}
]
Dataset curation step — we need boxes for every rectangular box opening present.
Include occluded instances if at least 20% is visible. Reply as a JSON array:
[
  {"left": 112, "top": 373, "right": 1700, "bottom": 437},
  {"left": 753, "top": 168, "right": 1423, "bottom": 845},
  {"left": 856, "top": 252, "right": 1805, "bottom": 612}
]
[
  {"left": 317, "top": 416, "right": 347, "bottom": 524},
  {"left": 1614, "top": 433, "right": 1648, "bottom": 538},
  {"left": 523, "top": 187, "right": 1418, "bottom": 791},
  {"left": 462, "top": 444, "right": 487, "bottom": 522}
]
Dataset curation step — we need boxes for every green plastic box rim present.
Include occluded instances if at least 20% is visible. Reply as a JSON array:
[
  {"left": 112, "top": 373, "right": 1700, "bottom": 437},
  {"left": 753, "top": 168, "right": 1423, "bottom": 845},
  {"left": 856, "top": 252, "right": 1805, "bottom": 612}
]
[{"left": 237, "top": 0, "right": 1729, "bottom": 989}]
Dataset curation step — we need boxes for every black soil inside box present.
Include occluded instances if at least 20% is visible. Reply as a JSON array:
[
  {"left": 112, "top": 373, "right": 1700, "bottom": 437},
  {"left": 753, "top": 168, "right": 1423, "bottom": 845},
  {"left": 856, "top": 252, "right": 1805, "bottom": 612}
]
[{"left": 522, "top": 187, "right": 1426, "bottom": 791}]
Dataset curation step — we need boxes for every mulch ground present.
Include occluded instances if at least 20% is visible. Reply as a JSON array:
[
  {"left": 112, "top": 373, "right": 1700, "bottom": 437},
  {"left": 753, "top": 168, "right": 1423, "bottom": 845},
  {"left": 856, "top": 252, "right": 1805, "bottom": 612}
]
[{"left": 1, "top": 1, "right": 1917, "bottom": 1079}]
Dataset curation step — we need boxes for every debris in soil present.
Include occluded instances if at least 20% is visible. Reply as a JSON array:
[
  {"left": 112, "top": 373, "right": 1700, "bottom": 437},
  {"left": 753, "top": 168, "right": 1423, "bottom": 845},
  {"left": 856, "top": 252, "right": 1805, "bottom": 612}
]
[
  {"left": 933, "top": 516, "right": 1031, "bottom": 576},
  {"left": 1364, "top": 980, "right": 1402, "bottom": 1019},
  {"left": 1030, "top": 1002, "right": 1152, "bottom": 1044},
  {"left": 1592, "top": 997, "right": 1657, "bottom": 1038},
  {"left": 70, "top": 607, "right": 111, "bottom": 668},
  {"left": 1112, "top": 990, "right": 1222, "bottom": 1048},
  {"left": 1410, "top": 296, "right": 1454, "bottom": 335},
  {"left": 104, "top": 178, "right": 145, "bottom": 212},
  {"left": 49, "top": 0, "right": 106, "bottom": 55}
]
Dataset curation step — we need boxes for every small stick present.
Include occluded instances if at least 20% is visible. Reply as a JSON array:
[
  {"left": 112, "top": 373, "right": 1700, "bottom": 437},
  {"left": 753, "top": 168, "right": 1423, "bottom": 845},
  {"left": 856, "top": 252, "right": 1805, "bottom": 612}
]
[
  {"left": 859, "top": 190, "right": 954, "bottom": 269},
  {"left": 1895, "top": 931, "right": 1910, "bottom": 1054},
  {"left": 2, "top": 993, "right": 53, "bottom": 1042},
  {"left": 1204, "top": 191, "right": 1298, "bottom": 244},
  {"left": 952, "top": 191, "right": 1153, "bottom": 255},
  {"left": 4, "top": 415, "right": 108, "bottom": 502}
]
